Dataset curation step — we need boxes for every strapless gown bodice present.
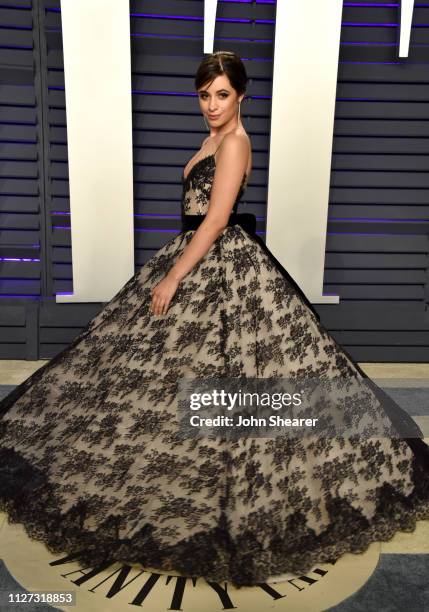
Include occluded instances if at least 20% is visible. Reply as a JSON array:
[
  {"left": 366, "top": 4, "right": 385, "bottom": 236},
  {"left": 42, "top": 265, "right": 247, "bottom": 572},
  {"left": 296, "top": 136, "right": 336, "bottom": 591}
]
[{"left": 181, "top": 153, "right": 248, "bottom": 216}]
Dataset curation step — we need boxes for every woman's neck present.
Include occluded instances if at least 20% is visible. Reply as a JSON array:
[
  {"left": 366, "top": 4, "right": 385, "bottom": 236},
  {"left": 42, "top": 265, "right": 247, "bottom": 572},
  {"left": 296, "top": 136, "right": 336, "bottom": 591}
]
[{"left": 209, "top": 120, "right": 242, "bottom": 139}]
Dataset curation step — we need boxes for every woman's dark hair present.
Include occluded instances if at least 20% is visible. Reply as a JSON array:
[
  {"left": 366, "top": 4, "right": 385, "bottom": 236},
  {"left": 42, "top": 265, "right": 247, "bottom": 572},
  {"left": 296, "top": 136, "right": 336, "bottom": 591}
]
[{"left": 195, "top": 51, "right": 248, "bottom": 96}]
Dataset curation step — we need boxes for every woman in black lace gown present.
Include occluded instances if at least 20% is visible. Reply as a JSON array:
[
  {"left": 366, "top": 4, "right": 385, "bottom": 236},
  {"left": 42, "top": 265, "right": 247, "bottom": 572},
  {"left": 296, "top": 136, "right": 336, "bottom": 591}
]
[{"left": 1, "top": 51, "right": 429, "bottom": 588}]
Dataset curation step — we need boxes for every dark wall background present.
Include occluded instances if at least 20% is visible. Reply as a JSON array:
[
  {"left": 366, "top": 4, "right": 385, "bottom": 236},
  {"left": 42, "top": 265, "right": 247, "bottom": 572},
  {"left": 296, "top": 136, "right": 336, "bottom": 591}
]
[{"left": 1, "top": 0, "right": 429, "bottom": 361}]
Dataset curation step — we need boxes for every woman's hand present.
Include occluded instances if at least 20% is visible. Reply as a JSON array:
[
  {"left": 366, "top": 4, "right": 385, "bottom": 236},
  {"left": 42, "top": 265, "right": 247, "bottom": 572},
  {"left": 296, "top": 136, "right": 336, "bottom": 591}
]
[{"left": 150, "top": 272, "right": 180, "bottom": 315}]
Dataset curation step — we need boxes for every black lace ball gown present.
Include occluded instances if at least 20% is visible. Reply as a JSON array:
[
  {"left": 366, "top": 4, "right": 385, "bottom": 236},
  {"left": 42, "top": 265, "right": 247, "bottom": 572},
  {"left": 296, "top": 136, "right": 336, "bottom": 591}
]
[{"left": 1, "top": 152, "right": 429, "bottom": 588}]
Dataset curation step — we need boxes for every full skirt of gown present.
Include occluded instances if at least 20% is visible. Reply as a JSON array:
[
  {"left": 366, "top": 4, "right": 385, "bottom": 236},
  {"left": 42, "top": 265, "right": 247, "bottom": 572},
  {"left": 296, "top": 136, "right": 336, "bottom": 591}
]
[{"left": 1, "top": 210, "right": 429, "bottom": 587}]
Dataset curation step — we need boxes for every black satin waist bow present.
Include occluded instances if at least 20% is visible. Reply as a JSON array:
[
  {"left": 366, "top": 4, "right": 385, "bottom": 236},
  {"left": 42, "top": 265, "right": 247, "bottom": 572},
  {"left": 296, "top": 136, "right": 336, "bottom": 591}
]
[{"left": 182, "top": 212, "right": 257, "bottom": 236}]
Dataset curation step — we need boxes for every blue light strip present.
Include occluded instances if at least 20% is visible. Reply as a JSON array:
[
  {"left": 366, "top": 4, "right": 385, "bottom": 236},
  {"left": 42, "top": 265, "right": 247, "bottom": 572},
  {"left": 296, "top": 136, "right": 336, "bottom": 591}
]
[
  {"left": 341, "top": 41, "right": 398, "bottom": 45},
  {"left": 0, "top": 257, "right": 40, "bottom": 262},
  {"left": 327, "top": 231, "right": 425, "bottom": 236},
  {"left": 342, "top": 22, "right": 402, "bottom": 26},
  {"left": 131, "top": 32, "right": 274, "bottom": 43},
  {"left": 330, "top": 218, "right": 429, "bottom": 222},
  {"left": 344, "top": 2, "right": 429, "bottom": 6},
  {"left": 131, "top": 12, "right": 253, "bottom": 24},
  {"left": 344, "top": 2, "right": 399, "bottom": 5},
  {"left": 340, "top": 60, "right": 416, "bottom": 63},
  {"left": 0, "top": 44, "right": 33, "bottom": 49}
]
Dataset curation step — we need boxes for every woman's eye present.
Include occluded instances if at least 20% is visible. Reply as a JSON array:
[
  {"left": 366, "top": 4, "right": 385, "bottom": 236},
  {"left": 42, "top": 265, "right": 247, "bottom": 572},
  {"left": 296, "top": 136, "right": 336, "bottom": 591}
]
[{"left": 220, "top": 93, "right": 228, "bottom": 99}]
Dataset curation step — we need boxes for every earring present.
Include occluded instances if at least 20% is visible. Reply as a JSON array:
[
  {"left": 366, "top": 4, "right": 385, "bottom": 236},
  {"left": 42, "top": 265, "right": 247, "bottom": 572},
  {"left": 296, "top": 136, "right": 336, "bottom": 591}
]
[
  {"left": 203, "top": 115, "right": 210, "bottom": 131},
  {"left": 237, "top": 101, "right": 241, "bottom": 124}
]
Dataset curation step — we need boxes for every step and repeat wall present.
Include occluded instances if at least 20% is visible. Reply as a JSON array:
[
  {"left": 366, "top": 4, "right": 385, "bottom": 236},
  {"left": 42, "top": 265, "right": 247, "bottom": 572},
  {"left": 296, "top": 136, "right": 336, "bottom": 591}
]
[{"left": 1, "top": 0, "right": 429, "bottom": 361}]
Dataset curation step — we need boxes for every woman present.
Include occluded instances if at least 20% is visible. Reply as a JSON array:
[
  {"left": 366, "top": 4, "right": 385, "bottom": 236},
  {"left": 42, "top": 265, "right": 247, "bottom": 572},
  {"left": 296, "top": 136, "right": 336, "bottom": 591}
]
[{"left": 1, "top": 51, "right": 429, "bottom": 588}]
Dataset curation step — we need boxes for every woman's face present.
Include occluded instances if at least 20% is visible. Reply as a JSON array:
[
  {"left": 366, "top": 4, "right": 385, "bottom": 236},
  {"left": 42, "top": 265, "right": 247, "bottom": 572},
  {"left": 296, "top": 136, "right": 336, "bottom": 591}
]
[{"left": 197, "top": 73, "right": 243, "bottom": 130}]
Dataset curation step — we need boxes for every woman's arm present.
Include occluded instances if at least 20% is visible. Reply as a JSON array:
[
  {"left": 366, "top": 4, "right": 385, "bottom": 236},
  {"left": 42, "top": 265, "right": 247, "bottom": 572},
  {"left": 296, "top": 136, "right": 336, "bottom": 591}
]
[
  {"left": 150, "top": 132, "right": 249, "bottom": 315},
  {"left": 169, "top": 132, "right": 249, "bottom": 282}
]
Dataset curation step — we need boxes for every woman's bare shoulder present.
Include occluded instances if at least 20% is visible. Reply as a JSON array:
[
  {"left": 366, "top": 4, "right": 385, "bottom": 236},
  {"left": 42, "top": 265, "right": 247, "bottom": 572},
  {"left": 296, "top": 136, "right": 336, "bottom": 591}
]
[{"left": 219, "top": 130, "right": 251, "bottom": 152}]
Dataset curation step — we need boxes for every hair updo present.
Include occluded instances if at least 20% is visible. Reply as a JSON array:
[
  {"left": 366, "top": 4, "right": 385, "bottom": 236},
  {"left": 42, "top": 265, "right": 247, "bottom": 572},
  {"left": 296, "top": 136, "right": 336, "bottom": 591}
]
[{"left": 195, "top": 51, "right": 248, "bottom": 96}]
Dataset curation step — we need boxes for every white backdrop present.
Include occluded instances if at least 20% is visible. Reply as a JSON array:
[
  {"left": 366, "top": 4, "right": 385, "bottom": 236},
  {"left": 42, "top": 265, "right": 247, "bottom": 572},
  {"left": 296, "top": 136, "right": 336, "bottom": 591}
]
[
  {"left": 58, "top": 0, "right": 134, "bottom": 303},
  {"left": 266, "top": 0, "right": 343, "bottom": 304}
]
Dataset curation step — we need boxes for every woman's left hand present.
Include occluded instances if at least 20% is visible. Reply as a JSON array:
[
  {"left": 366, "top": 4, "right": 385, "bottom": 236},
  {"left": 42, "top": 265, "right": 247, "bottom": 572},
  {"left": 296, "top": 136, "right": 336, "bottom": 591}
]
[{"left": 150, "top": 272, "right": 180, "bottom": 315}]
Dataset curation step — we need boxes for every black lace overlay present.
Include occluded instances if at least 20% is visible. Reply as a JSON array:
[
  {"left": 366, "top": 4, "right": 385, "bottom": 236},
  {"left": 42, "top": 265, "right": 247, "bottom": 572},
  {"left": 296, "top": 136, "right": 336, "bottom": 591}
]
[
  {"left": 181, "top": 154, "right": 246, "bottom": 217},
  {"left": 1, "top": 156, "right": 429, "bottom": 587}
]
